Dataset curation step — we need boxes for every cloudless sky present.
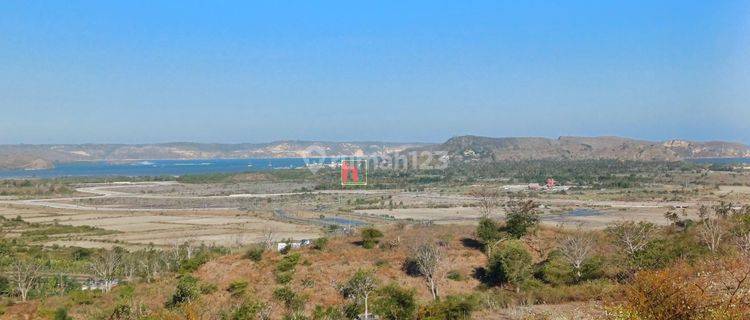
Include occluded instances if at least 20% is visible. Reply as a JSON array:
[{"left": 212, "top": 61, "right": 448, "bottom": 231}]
[{"left": 1, "top": 1, "right": 749, "bottom": 144}]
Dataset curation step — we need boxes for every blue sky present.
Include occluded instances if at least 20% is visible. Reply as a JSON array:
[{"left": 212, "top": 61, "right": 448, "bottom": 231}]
[{"left": 1, "top": 1, "right": 749, "bottom": 144}]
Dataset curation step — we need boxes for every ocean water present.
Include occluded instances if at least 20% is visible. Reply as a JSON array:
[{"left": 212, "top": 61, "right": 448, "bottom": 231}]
[{"left": 0, "top": 158, "right": 334, "bottom": 179}]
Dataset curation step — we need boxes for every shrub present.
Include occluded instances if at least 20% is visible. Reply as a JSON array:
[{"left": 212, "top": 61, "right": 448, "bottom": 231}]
[
  {"left": 277, "top": 253, "right": 301, "bottom": 273},
  {"left": 619, "top": 265, "right": 706, "bottom": 319},
  {"left": 53, "top": 308, "right": 72, "bottom": 320},
  {"left": 275, "top": 253, "right": 301, "bottom": 283},
  {"left": 0, "top": 276, "right": 9, "bottom": 296},
  {"left": 579, "top": 255, "right": 605, "bottom": 281},
  {"left": 276, "top": 272, "right": 293, "bottom": 284},
  {"left": 227, "top": 280, "right": 249, "bottom": 297},
  {"left": 231, "top": 298, "right": 265, "bottom": 320},
  {"left": 361, "top": 228, "right": 384, "bottom": 249},
  {"left": 632, "top": 233, "right": 706, "bottom": 270},
  {"left": 417, "top": 295, "right": 477, "bottom": 320},
  {"left": 536, "top": 254, "right": 573, "bottom": 286},
  {"left": 166, "top": 275, "right": 201, "bottom": 308},
  {"left": 372, "top": 283, "right": 417, "bottom": 320},
  {"left": 179, "top": 252, "right": 211, "bottom": 273},
  {"left": 487, "top": 240, "right": 532, "bottom": 291},
  {"left": 69, "top": 290, "right": 101, "bottom": 305},
  {"left": 447, "top": 270, "right": 464, "bottom": 281},
  {"left": 313, "top": 237, "right": 328, "bottom": 250},
  {"left": 311, "top": 305, "right": 344, "bottom": 320},
  {"left": 244, "top": 245, "right": 264, "bottom": 262},
  {"left": 273, "top": 286, "right": 307, "bottom": 311},
  {"left": 200, "top": 282, "right": 218, "bottom": 294},
  {"left": 109, "top": 304, "right": 134, "bottom": 320}
]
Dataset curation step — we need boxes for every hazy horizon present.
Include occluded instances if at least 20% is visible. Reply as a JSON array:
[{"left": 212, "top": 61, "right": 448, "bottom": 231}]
[
  {"left": 2, "top": 134, "right": 750, "bottom": 147},
  {"left": 2, "top": 1, "right": 749, "bottom": 144}
]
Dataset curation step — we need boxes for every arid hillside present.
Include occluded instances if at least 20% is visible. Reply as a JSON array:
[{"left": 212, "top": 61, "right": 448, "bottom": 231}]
[{"left": 420, "top": 135, "right": 750, "bottom": 162}]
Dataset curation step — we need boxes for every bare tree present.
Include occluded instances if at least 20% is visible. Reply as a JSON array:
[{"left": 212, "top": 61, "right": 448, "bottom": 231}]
[
  {"left": 558, "top": 227, "right": 595, "bottom": 280},
  {"left": 606, "top": 221, "right": 657, "bottom": 257},
  {"left": 138, "top": 249, "right": 164, "bottom": 283},
  {"left": 121, "top": 253, "right": 138, "bottom": 282},
  {"left": 341, "top": 269, "right": 378, "bottom": 320},
  {"left": 261, "top": 227, "right": 276, "bottom": 250},
  {"left": 182, "top": 237, "right": 198, "bottom": 260},
  {"left": 9, "top": 258, "right": 43, "bottom": 301},
  {"left": 698, "top": 205, "right": 726, "bottom": 253},
  {"left": 165, "top": 241, "right": 183, "bottom": 271},
  {"left": 90, "top": 250, "right": 121, "bottom": 292},
  {"left": 470, "top": 189, "right": 499, "bottom": 217},
  {"left": 735, "top": 232, "right": 750, "bottom": 256},
  {"left": 412, "top": 241, "right": 444, "bottom": 300}
]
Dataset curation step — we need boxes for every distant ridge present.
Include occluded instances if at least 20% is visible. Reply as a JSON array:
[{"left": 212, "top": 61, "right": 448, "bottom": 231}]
[
  {"left": 0, "top": 141, "right": 427, "bottom": 170},
  {"left": 0, "top": 136, "right": 748, "bottom": 170},
  {"left": 416, "top": 135, "right": 750, "bottom": 162}
]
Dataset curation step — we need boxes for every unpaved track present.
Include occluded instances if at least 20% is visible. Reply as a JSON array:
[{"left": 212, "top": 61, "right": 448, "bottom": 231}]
[{"left": 0, "top": 181, "right": 391, "bottom": 211}]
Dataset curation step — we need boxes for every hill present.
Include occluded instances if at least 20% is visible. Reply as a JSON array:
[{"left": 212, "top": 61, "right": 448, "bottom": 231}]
[
  {"left": 420, "top": 135, "right": 750, "bottom": 162},
  {"left": 1, "top": 136, "right": 748, "bottom": 170},
  {"left": 0, "top": 141, "right": 426, "bottom": 170}
]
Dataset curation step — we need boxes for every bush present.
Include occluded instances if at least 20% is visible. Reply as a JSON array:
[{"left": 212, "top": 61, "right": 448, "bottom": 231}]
[
  {"left": 487, "top": 240, "right": 533, "bottom": 291},
  {"left": 619, "top": 265, "right": 707, "bottom": 319},
  {"left": 277, "top": 253, "right": 301, "bottom": 273},
  {"left": 69, "top": 289, "right": 101, "bottom": 305},
  {"left": 417, "top": 295, "right": 477, "bottom": 320},
  {"left": 166, "top": 275, "right": 201, "bottom": 308},
  {"left": 313, "top": 237, "right": 328, "bottom": 250},
  {"left": 372, "top": 283, "right": 417, "bottom": 320},
  {"left": 536, "top": 254, "right": 573, "bottom": 285},
  {"left": 276, "top": 272, "right": 293, "bottom": 284},
  {"left": 273, "top": 286, "right": 307, "bottom": 311},
  {"left": 0, "top": 276, "right": 9, "bottom": 296},
  {"left": 230, "top": 298, "right": 265, "bottom": 320},
  {"left": 244, "top": 245, "right": 265, "bottom": 262},
  {"left": 109, "top": 304, "right": 134, "bottom": 320},
  {"left": 311, "top": 305, "right": 344, "bottom": 320},
  {"left": 361, "top": 228, "right": 384, "bottom": 249},
  {"left": 53, "top": 308, "right": 72, "bottom": 320},
  {"left": 632, "top": 233, "right": 707, "bottom": 270},
  {"left": 579, "top": 255, "right": 605, "bottom": 281},
  {"left": 227, "top": 280, "right": 249, "bottom": 297},
  {"left": 179, "top": 252, "right": 211, "bottom": 273},
  {"left": 447, "top": 270, "right": 464, "bottom": 281},
  {"left": 275, "top": 253, "right": 301, "bottom": 284},
  {"left": 200, "top": 282, "right": 218, "bottom": 294}
]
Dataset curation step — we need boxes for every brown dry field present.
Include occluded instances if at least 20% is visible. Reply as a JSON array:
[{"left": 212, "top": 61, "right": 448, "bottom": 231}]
[
  {"left": 0, "top": 203, "right": 320, "bottom": 248},
  {"left": 1, "top": 181, "right": 747, "bottom": 249}
]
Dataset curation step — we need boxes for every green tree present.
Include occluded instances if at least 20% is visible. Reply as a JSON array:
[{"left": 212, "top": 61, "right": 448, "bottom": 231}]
[
  {"left": 504, "top": 200, "right": 540, "bottom": 238},
  {"left": 476, "top": 217, "right": 500, "bottom": 245},
  {"left": 487, "top": 240, "right": 532, "bottom": 292}
]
